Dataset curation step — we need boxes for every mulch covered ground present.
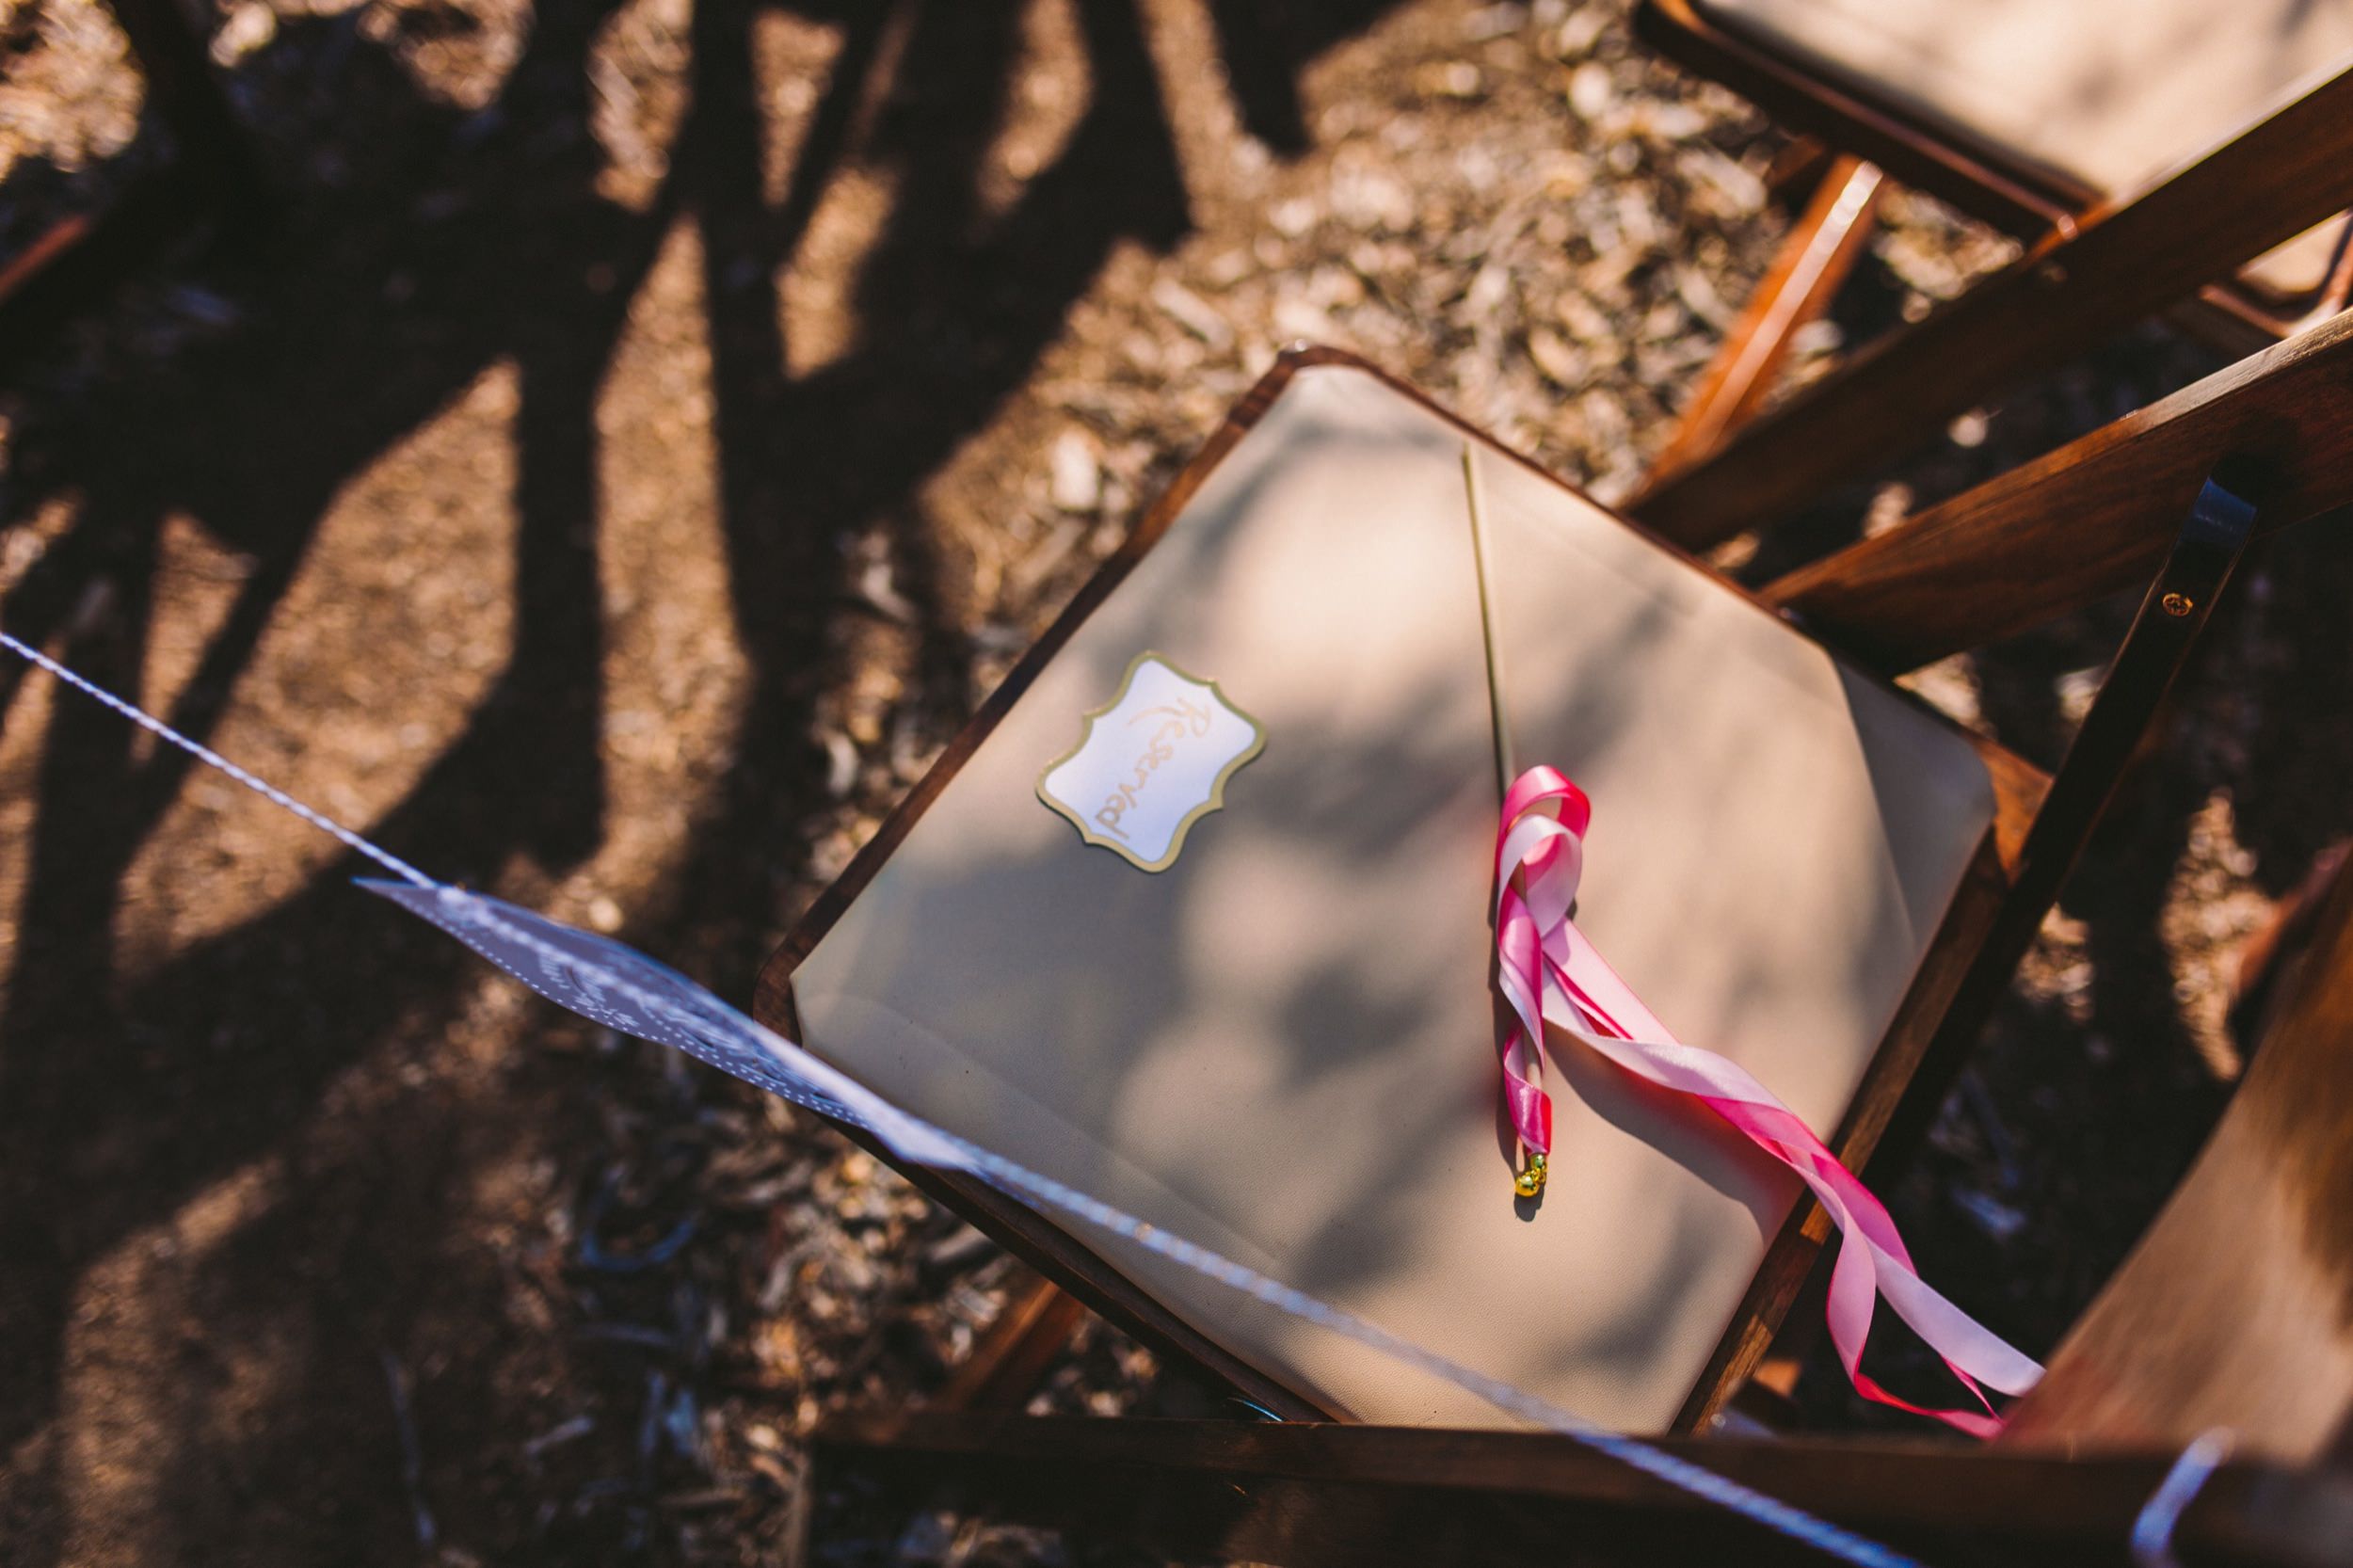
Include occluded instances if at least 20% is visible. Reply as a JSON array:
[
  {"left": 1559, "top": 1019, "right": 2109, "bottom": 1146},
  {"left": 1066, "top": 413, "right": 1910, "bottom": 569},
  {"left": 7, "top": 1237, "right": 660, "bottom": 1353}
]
[{"left": 0, "top": 1, "right": 2346, "bottom": 1563}]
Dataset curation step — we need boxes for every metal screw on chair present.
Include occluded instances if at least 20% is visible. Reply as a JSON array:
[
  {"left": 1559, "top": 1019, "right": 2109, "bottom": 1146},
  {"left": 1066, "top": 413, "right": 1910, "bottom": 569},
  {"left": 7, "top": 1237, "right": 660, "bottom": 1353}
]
[{"left": 2161, "top": 592, "right": 2195, "bottom": 616}]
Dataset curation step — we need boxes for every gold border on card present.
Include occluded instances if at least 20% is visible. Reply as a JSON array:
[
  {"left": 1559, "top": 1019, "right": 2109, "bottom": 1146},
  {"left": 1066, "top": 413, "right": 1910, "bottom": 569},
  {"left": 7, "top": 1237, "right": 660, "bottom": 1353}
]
[{"left": 1034, "top": 649, "right": 1267, "bottom": 872}]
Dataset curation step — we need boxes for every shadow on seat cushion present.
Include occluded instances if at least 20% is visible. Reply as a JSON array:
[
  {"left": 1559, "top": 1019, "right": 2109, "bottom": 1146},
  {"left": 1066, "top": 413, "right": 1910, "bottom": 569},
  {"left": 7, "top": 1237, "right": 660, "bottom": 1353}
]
[{"left": 790, "top": 364, "right": 1995, "bottom": 1429}]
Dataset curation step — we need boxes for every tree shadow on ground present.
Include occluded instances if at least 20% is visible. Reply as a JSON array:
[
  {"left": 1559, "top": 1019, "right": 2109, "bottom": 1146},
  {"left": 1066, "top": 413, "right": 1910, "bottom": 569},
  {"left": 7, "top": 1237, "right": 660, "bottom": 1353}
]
[{"left": 0, "top": 2, "right": 1406, "bottom": 1562}]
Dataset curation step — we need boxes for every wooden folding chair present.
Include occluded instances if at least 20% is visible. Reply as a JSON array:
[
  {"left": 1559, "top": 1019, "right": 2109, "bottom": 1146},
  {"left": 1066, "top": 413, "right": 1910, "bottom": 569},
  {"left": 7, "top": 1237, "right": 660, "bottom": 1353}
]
[
  {"left": 1626, "top": 0, "right": 2353, "bottom": 549},
  {"left": 756, "top": 313, "right": 2353, "bottom": 1472},
  {"left": 802, "top": 808, "right": 2353, "bottom": 1566}
]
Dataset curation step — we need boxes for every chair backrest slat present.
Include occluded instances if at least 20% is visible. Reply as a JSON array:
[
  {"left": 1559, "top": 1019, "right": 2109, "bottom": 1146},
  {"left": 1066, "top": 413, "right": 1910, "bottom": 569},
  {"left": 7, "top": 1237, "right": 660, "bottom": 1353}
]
[{"left": 1761, "top": 308, "right": 2353, "bottom": 671}]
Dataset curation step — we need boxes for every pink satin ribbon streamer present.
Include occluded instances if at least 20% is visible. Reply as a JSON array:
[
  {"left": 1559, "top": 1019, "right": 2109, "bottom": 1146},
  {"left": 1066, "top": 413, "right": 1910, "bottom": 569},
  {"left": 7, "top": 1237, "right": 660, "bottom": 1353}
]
[{"left": 1493, "top": 765, "right": 2041, "bottom": 1436}]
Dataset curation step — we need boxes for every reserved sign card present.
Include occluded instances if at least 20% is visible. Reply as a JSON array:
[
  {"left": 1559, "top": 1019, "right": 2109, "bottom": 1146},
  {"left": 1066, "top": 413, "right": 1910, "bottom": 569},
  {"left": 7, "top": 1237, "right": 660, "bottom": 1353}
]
[{"left": 1035, "top": 651, "right": 1264, "bottom": 872}]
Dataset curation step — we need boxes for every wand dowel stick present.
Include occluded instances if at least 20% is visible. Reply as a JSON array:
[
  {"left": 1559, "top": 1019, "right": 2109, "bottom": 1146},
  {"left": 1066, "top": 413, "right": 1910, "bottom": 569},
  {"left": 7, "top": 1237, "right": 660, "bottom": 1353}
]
[
  {"left": 1465, "top": 445, "right": 1546, "bottom": 1197},
  {"left": 1463, "top": 442, "right": 1515, "bottom": 802}
]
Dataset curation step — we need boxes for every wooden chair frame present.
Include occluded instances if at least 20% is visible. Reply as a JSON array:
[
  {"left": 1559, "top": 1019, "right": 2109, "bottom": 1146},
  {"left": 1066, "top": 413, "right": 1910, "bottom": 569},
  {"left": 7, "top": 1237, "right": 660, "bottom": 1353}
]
[
  {"left": 810, "top": 696, "right": 2353, "bottom": 1565},
  {"left": 1625, "top": 1, "right": 2353, "bottom": 549},
  {"left": 754, "top": 315, "right": 2353, "bottom": 1444},
  {"left": 808, "top": 1415, "right": 2353, "bottom": 1567}
]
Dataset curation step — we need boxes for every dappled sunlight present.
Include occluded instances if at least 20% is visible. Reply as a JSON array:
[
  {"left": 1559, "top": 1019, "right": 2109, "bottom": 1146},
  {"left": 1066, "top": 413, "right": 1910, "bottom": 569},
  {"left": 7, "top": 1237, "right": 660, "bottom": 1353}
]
[
  {"left": 0, "top": 0, "right": 140, "bottom": 183},
  {"left": 576, "top": 217, "right": 749, "bottom": 922},
  {"left": 355, "top": 0, "right": 531, "bottom": 111},
  {"left": 2160, "top": 791, "right": 2273, "bottom": 1081},
  {"left": 117, "top": 362, "right": 522, "bottom": 967},
  {"left": 776, "top": 163, "right": 900, "bottom": 380},
  {"left": 588, "top": 0, "right": 694, "bottom": 211},
  {"left": 54, "top": 1159, "right": 288, "bottom": 1550},
  {"left": 976, "top": 0, "right": 1093, "bottom": 223},
  {"left": 1, "top": 0, "right": 2347, "bottom": 1560},
  {"left": 751, "top": 7, "right": 862, "bottom": 206}
]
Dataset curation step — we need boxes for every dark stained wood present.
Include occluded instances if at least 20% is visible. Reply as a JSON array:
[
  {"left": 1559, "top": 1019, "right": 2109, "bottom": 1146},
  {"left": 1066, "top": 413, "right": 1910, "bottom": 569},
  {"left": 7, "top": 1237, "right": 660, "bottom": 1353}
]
[
  {"left": 1764, "top": 310, "right": 2353, "bottom": 672},
  {"left": 2296, "top": 228, "right": 2353, "bottom": 328},
  {"left": 1640, "top": 155, "right": 1884, "bottom": 488},
  {"left": 1690, "top": 479, "right": 2256, "bottom": 1427},
  {"left": 1642, "top": 1, "right": 2353, "bottom": 367},
  {"left": 1636, "top": 0, "right": 2353, "bottom": 529},
  {"left": 1629, "top": 64, "right": 2353, "bottom": 549},
  {"left": 1870, "top": 482, "right": 2253, "bottom": 1188},
  {"left": 812, "top": 1411, "right": 2353, "bottom": 1568},
  {"left": 2006, "top": 855, "right": 2353, "bottom": 1459},
  {"left": 936, "top": 1272, "right": 1091, "bottom": 1413}
]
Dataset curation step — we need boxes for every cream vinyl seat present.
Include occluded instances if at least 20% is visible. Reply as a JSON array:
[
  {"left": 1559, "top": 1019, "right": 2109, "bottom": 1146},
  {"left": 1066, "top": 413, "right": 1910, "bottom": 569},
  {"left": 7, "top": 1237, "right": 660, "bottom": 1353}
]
[
  {"left": 786, "top": 364, "right": 1997, "bottom": 1431},
  {"left": 1695, "top": 0, "right": 2353, "bottom": 300}
]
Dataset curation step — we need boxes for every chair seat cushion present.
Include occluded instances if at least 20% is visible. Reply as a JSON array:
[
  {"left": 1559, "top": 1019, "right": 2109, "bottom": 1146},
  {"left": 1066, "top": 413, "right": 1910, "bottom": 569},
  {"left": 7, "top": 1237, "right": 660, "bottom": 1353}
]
[
  {"left": 789, "top": 363, "right": 1995, "bottom": 1430},
  {"left": 1696, "top": 0, "right": 2353, "bottom": 204}
]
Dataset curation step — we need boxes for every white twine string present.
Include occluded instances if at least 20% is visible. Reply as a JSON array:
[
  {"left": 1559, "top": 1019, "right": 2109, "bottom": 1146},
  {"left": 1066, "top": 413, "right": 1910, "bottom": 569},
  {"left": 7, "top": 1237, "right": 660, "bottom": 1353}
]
[
  {"left": 2130, "top": 1429, "right": 2233, "bottom": 1568},
  {"left": 0, "top": 632, "right": 437, "bottom": 888},
  {"left": 3, "top": 629, "right": 1932, "bottom": 1568}
]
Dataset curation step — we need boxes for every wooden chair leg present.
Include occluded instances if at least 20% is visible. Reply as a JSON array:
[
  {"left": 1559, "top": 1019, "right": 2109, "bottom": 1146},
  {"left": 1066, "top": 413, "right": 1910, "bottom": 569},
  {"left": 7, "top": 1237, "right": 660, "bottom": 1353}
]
[
  {"left": 937, "top": 1272, "right": 1091, "bottom": 1413},
  {"left": 1637, "top": 156, "right": 1884, "bottom": 495}
]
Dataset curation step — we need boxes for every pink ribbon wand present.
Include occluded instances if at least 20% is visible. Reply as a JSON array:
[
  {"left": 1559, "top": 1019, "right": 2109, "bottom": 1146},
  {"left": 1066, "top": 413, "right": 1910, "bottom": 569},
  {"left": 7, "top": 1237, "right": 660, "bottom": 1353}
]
[
  {"left": 1493, "top": 764, "right": 2043, "bottom": 1435},
  {"left": 1453, "top": 445, "right": 2033, "bottom": 1431}
]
